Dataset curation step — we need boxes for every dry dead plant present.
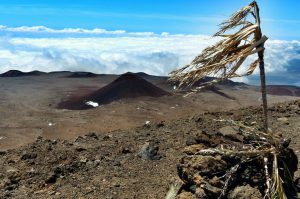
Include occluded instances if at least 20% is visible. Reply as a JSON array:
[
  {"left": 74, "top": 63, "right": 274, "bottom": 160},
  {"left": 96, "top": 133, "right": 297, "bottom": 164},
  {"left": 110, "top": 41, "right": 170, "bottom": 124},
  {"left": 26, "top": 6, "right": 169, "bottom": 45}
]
[
  {"left": 169, "top": 1, "right": 269, "bottom": 131},
  {"left": 168, "top": 1, "right": 298, "bottom": 198}
]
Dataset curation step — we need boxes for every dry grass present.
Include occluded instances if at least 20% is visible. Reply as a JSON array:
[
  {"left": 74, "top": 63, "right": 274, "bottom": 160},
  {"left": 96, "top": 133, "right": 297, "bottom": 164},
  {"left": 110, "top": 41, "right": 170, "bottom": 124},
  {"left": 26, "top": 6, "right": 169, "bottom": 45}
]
[
  {"left": 169, "top": 1, "right": 268, "bottom": 91},
  {"left": 168, "top": 1, "right": 297, "bottom": 198}
]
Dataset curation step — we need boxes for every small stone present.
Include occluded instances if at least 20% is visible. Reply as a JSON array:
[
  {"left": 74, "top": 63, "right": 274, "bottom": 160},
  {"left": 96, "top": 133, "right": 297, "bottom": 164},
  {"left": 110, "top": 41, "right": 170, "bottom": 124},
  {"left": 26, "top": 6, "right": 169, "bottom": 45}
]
[
  {"left": 45, "top": 174, "right": 57, "bottom": 184},
  {"left": 103, "top": 135, "right": 112, "bottom": 141},
  {"left": 86, "top": 132, "right": 98, "bottom": 140},
  {"left": 138, "top": 141, "right": 161, "bottom": 160},
  {"left": 75, "top": 147, "right": 87, "bottom": 152},
  {"left": 6, "top": 167, "right": 18, "bottom": 174},
  {"left": 193, "top": 174, "right": 203, "bottom": 185},
  {"left": 176, "top": 191, "right": 197, "bottom": 199},
  {"left": 185, "top": 137, "right": 198, "bottom": 146},
  {"left": 218, "top": 126, "right": 244, "bottom": 142},
  {"left": 200, "top": 182, "right": 221, "bottom": 198},
  {"left": 209, "top": 176, "right": 223, "bottom": 187},
  {"left": 121, "top": 147, "right": 132, "bottom": 154},
  {"left": 21, "top": 151, "right": 37, "bottom": 160},
  {"left": 94, "top": 159, "right": 101, "bottom": 165},
  {"left": 277, "top": 117, "right": 289, "bottom": 125},
  {"left": 74, "top": 136, "right": 86, "bottom": 143},
  {"left": 195, "top": 187, "right": 206, "bottom": 199},
  {"left": 80, "top": 157, "right": 87, "bottom": 163},
  {"left": 183, "top": 144, "right": 205, "bottom": 155},
  {"left": 227, "top": 185, "right": 262, "bottom": 199},
  {"left": 156, "top": 121, "right": 165, "bottom": 128},
  {"left": 113, "top": 160, "right": 121, "bottom": 167},
  {"left": 178, "top": 155, "right": 227, "bottom": 183},
  {"left": 48, "top": 190, "right": 56, "bottom": 195}
]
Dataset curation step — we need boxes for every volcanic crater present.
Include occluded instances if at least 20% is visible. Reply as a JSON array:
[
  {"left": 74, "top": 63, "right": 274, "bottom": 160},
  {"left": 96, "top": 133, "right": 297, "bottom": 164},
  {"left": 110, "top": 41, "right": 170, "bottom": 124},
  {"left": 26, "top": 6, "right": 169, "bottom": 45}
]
[{"left": 58, "top": 73, "right": 170, "bottom": 110}]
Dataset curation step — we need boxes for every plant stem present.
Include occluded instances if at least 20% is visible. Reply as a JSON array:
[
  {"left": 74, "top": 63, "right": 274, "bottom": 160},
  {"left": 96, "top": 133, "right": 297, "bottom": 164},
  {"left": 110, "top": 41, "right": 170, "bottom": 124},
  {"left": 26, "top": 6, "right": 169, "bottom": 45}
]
[
  {"left": 258, "top": 49, "right": 269, "bottom": 132},
  {"left": 254, "top": 1, "right": 269, "bottom": 132}
]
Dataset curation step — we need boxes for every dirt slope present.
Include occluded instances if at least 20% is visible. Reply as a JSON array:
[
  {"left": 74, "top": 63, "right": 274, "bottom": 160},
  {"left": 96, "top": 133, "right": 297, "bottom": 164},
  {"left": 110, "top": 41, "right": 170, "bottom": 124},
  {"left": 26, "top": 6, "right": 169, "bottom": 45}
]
[{"left": 0, "top": 100, "right": 299, "bottom": 198}]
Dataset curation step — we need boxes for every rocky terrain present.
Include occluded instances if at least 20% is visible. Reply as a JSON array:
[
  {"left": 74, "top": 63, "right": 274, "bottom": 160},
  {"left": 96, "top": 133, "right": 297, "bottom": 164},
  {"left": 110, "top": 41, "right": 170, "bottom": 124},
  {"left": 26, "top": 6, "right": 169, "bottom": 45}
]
[
  {"left": 1, "top": 71, "right": 299, "bottom": 150},
  {"left": 1, "top": 100, "right": 299, "bottom": 198}
]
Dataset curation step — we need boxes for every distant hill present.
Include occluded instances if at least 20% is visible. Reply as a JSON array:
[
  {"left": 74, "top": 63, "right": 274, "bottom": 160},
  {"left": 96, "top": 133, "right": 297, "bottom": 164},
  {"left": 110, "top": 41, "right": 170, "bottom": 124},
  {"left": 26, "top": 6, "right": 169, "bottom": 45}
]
[
  {"left": 266, "top": 85, "right": 300, "bottom": 97},
  {"left": 0, "top": 70, "right": 46, "bottom": 77},
  {"left": 58, "top": 73, "right": 170, "bottom": 110},
  {"left": 67, "top": 72, "right": 98, "bottom": 78}
]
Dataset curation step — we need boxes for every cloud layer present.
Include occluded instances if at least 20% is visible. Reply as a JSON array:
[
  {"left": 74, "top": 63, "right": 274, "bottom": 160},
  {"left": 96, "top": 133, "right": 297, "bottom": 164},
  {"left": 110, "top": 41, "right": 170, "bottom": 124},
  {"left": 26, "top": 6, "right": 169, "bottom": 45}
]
[{"left": 0, "top": 26, "right": 299, "bottom": 86}]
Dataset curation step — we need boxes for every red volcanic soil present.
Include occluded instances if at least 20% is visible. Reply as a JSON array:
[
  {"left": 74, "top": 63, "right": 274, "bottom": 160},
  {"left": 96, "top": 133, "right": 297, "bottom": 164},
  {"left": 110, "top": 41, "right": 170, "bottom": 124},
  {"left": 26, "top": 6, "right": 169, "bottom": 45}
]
[
  {"left": 0, "top": 70, "right": 45, "bottom": 77},
  {"left": 58, "top": 73, "right": 170, "bottom": 110},
  {"left": 267, "top": 85, "right": 300, "bottom": 97}
]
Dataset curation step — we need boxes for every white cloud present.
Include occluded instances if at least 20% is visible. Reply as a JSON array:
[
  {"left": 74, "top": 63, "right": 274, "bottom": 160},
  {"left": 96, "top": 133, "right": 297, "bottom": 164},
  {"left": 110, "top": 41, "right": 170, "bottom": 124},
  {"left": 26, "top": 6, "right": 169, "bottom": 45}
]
[
  {"left": 0, "top": 25, "right": 299, "bottom": 86},
  {"left": 0, "top": 25, "right": 127, "bottom": 35}
]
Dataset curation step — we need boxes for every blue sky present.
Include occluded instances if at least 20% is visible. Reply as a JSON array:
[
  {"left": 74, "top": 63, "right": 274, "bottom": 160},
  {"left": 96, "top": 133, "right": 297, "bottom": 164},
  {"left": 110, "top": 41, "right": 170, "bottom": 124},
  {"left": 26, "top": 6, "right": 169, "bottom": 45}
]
[
  {"left": 1, "top": 0, "right": 300, "bottom": 40},
  {"left": 0, "top": 1, "right": 299, "bottom": 86}
]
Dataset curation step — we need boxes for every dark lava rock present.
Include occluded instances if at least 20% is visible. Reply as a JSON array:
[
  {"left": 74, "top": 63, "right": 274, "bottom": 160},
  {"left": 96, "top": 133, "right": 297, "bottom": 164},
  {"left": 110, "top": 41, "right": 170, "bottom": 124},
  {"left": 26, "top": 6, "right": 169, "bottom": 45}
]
[
  {"left": 156, "top": 121, "right": 165, "bottom": 128},
  {"left": 121, "top": 147, "right": 132, "bottom": 154},
  {"left": 185, "top": 137, "right": 198, "bottom": 146},
  {"left": 45, "top": 174, "right": 57, "bottom": 184},
  {"left": 218, "top": 126, "right": 244, "bottom": 142},
  {"left": 194, "top": 131, "right": 222, "bottom": 147},
  {"left": 200, "top": 181, "right": 222, "bottom": 198},
  {"left": 86, "top": 132, "right": 99, "bottom": 140},
  {"left": 178, "top": 155, "right": 227, "bottom": 183},
  {"left": 21, "top": 151, "right": 37, "bottom": 160},
  {"left": 138, "top": 141, "right": 161, "bottom": 160}
]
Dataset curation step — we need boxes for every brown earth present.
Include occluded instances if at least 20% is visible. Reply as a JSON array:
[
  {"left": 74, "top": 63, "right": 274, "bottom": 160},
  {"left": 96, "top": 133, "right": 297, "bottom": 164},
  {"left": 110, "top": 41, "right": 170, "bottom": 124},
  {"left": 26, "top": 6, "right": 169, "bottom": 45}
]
[
  {"left": 0, "top": 100, "right": 299, "bottom": 198},
  {"left": 266, "top": 85, "right": 300, "bottom": 97},
  {"left": 0, "top": 72, "right": 299, "bottom": 150}
]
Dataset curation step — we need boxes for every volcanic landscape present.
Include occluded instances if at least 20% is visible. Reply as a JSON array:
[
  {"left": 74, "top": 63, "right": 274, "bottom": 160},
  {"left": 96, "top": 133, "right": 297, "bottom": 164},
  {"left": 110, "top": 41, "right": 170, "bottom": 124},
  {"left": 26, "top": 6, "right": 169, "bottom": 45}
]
[{"left": 0, "top": 70, "right": 300, "bottom": 198}]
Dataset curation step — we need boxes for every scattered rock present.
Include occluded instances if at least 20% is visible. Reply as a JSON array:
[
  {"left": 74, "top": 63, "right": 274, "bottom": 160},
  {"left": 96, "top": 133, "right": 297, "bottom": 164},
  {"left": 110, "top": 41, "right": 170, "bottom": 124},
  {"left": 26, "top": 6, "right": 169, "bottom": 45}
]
[
  {"left": 185, "top": 137, "right": 198, "bottom": 146},
  {"left": 138, "top": 141, "right": 161, "bottom": 160},
  {"left": 86, "top": 132, "right": 99, "bottom": 140},
  {"left": 227, "top": 185, "right": 262, "bottom": 199},
  {"left": 209, "top": 176, "right": 224, "bottom": 187},
  {"left": 195, "top": 188, "right": 206, "bottom": 198},
  {"left": 121, "top": 147, "right": 132, "bottom": 154},
  {"left": 103, "top": 135, "right": 112, "bottom": 141},
  {"left": 156, "top": 121, "right": 165, "bottom": 128},
  {"left": 45, "top": 174, "right": 57, "bottom": 184},
  {"left": 178, "top": 155, "right": 227, "bottom": 183},
  {"left": 183, "top": 144, "right": 205, "bottom": 155},
  {"left": 176, "top": 191, "right": 196, "bottom": 199},
  {"left": 194, "top": 132, "right": 211, "bottom": 146},
  {"left": 200, "top": 181, "right": 222, "bottom": 198},
  {"left": 143, "top": 120, "right": 151, "bottom": 128},
  {"left": 75, "top": 147, "right": 87, "bottom": 152},
  {"left": 21, "top": 151, "right": 37, "bottom": 160},
  {"left": 75, "top": 136, "right": 86, "bottom": 143},
  {"left": 277, "top": 117, "right": 289, "bottom": 125},
  {"left": 218, "top": 126, "right": 244, "bottom": 142}
]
